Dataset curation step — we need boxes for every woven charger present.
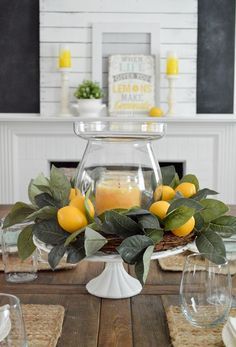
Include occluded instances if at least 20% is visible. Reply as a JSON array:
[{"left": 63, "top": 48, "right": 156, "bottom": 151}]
[
  {"left": 22, "top": 304, "right": 64, "bottom": 347},
  {"left": 166, "top": 306, "right": 236, "bottom": 347},
  {"left": 158, "top": 251, "right": 236, "bottom": 275}
]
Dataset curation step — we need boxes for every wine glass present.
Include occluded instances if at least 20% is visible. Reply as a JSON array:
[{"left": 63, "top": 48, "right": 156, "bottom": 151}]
[
  {"left": 226, "top": 251, "right": 236, "bottom": 307},
  {"left": 180, "top": 253, "right": 232, "bottom": 328},
  {"left": 0, "top": 293, "right": 28, "bottom": 346}
]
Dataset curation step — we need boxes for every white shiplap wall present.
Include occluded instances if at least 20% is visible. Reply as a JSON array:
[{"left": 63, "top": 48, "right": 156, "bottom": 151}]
[{"left": 40, "top": 0, "right": 197, "bottom": 116}]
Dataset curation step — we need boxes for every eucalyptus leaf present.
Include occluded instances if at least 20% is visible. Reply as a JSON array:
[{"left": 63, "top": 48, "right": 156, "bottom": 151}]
[
  {"left": 161, "top": 165, "right": 176, "bottom": 186},
  {"left": 3, "top": 202, "right": 36, "bottom": 228},
  {"left": 135, "top": 245, "right": 154, "bottom": 285},
  {"left": 64, "top": 227, "right": 85, "bottom": 246},
  {"left": 144, "top": 229, "right": 163, "bottom": 244},
  {"left": 84, "top": 227, "right": 107, "bottom": 256},
  {"left": 138, "top": 214, "right": 160, "bottom": 230},
  {"left": 195, "top": 229, "right": 226, "bottom": 264},
  {"left": 17, "top": 224, "right": 36, "bottom": 260},
  {"left": 117, "top": 235, "right": 154, "bottom": 264},
  {"left": 50, "top": 165, "right": 71, "bottom": 207},
  {"left": 208, "top": 215, "right": 236, "bottom": 238},
  {"left": 34, "top": 193, "right": 59, "bottom": 209},
  {"left": 26, "top": 206, "right": 58, "bottom": 222},
  {"left": 200, "top": 199, "right": 229, "bottom": 223},
  {"left": 48, "top": 244, "right": 67, "bottom": 270},
  {"left": 102, "top": 210, "right": 142, "bottom": 237},
  {"left": 33, "top": 219, "right": 68, "bottom": 245},
  {"left": 164, "top": 206, "right": 195, "bottom": 231},
  {"left": 192, "top": 188, "right": 219, "bottom": 201},
  {"left": 180, "top": 174, "right": 199, "bottom": 191},
  {"left": 168, "top": 198, "right": 203, "bottom": 213}
]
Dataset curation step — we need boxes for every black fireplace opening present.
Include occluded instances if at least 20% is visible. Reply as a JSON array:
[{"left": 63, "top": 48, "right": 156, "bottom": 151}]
[{"left": 50, "top": 161, "right": 185, "bottom": 180}]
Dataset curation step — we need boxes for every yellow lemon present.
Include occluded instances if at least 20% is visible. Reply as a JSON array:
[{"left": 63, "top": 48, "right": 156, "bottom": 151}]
[
  {"left": 149, "top": 201, "right": 170, "bottom": 219},
  {"left": 57, "top": 205, "right": 88, "bottom": 233},
  {"left": 153, "top": 185, "right": 163, "bottom": 201},
  {"left": 171, "top": 217, "right": 195, "bottom": 237},
  {"left": 69, "top": 195, "right": 95, "bottom": 219},
  {"left": 161, "top": 185, "right": 175, "bottom": 201},
  {"left": 175, "top": 182, "right": 196, "bottom": 198},
  {"left": 149, "top": 107, "right": 164, "bottom": 117},
  {"left": 69, "top": 188, "right": 82, "bottom": 201}
]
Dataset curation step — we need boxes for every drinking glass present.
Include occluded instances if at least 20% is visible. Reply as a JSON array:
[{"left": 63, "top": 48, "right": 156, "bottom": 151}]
[
  {"left": 180, "top": 253, "right": 232, "bottom": 328},
  {"left": 0, "top": 293, "right": 28, "bottom": 346},
  {"left": 0, "top": 221, "right": 38, "bottom": 283},
  {"left": 227, "top": 251, "right": 236, "bottom": 307}
]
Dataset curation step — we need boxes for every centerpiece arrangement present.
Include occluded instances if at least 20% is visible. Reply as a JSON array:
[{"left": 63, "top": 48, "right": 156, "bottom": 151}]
[{"left": 3, "top": 118, "right": 236, "bottom": 298}]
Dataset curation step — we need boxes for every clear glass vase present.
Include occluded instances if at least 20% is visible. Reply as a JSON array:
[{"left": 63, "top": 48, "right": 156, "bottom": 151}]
[{"left": 74, "top": 118, "right": 166, "bottom": 215}]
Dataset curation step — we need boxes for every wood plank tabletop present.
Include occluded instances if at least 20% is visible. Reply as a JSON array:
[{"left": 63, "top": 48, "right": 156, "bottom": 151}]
[{"left": 0, "top": 205, "right": 235, "bottom": 347}]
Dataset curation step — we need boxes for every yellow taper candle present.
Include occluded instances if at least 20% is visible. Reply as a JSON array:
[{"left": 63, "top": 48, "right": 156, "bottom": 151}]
[
  {"left": 95, "top": 172, "right": 141, "bottom": 215},
  {"left": 59, "top": 45, "right": 72, "bottom": 69},
  {"left": 166, "top": 52, "right": 179, "bottom": 75}
]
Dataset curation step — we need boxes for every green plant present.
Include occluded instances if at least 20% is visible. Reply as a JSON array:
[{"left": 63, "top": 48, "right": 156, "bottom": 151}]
[
  {"left": 74, "top": 80, "right": 103, "bottom": 99},
  {"left": 3, "top": 166, "right": 236, "bottom": 286}
]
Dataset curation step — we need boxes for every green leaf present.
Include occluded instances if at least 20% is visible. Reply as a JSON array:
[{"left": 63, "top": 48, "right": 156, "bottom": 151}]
[
  {"left": 67, "top": 245, "right": 85, "bottom": 264},
  {"left": 102, "top": 210, "right": 142, "bottom": 237},
  {"left": 17, "top": 224, "right": 36, "bottom": 260},
  {"left": 144, "top": 229, "right": 163, "bottom": 244},
  {"left": 26, "top": 206, "right": 58, "bottom": 222},
  {"left": 50, "top": 165, "right": 71, "bottom": 207},
  {"left": 117, "top": 235, "right": 154, "bottom": 264},
  {"left": 196, "top": 229, "right": 226, "bottom": 264},
  {"left": 200, "top": 199, "right": 229, "bottom": 223},
  {"left": 48, "top": 244, "right": 67, "bottom": 270},
  {"left": 3, "top": 202, "right": 36, "bottom": 228},
  {"left": 64, "top": 227, "right": 85, "bottom": 246},
  {"left": 161, "top": 165, "right": 176, "bottom": 186},
  {"left": 84, "top": 187, "right": 94, "bottom": 223},
  {"left": 169, "top": 173, "right": 180, "bottom": 189},
  {"left": 194, "top": 212, "right": 205, "bottom": 231},
  {"left": 138, "top": 214, "right": 160, "bottom": 230},
  {"left": 33, "top": 219, "right": 68, "bottom": 246},
  {"left": 164, "top": 206, "right": 195, "bottom": 231},
  {"left": 125, "top": 208, "right": 151, "bottom": 217},
  {"left": 33, "top": 184, "right": 52, "bottom": 196},
  {"left": 180, "top": 174, "right": 199, "bottom": 191},
  {"left": 192, "top": 188, "right": 218, "bottom": 201},
  {"left": 28, "top": 173, "right": 50, "bottom": 205},
  {"left": 34, "top": 193, "right": 59, "bottom": 209},
  {"left": 208, "top": 215, "right": 236, "bottom": 238},
  {"left": 168, "top": 198, "right": 203, "bottom": 214},
  {"left": 84, "top": 227, "right": 107, "bottom": 256},
  {"left": 135, "top": 245, "right": 154, "bottom": 285}
]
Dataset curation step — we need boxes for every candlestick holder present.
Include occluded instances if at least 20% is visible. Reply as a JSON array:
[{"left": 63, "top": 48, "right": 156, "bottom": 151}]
[
  {"left": 59, "top": 69, "right": 72, "bottom": 117},
  {"left": 166, "top": 75, "right": 178, "bottom": 117}
]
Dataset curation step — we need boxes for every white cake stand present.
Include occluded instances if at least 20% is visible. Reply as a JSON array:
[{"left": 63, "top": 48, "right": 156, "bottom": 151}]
[{"left": 33, "top": 236, "right": 192, "bottom": 299}]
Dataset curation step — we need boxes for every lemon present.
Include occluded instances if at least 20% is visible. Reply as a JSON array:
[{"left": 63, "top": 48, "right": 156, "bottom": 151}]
[
  {"left": 57, "top": 205, "right": 88, "bottom": 233},
  {"left": 149, "top": 107, "right": 164, "bottom": 117},
  {"left": 69, "top": 195, "right": 95, "bottom": 219},
  {"left": 149, "top": 201, "right": 170, "bottom": 219},
  {"left": 171, "top": 217, "right": 195, "bottom": 237},
  {"left": 175, "top": 182, "right": 196, "bottom": 198},
  {"left": 162, "top": 185, "right": 175, "bottom": 201},
  {"left": 69, "top": 188, "right": 82, "bottom": 201}
]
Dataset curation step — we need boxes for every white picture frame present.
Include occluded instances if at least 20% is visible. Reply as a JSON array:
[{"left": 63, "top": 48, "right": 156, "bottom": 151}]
[{"left": 92, "top": 23, "right": 160, "bottom": 108}]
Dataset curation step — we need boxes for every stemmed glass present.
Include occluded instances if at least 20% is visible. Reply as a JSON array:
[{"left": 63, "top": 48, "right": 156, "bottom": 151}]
[
  {"left": 180, "top": 253, "right": 232, "bottom": 328},
  {"left": 0, "top": 293, "right": 27, "bottom": 346}
]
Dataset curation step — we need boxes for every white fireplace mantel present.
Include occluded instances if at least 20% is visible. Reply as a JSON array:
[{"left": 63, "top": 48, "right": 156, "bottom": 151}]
[{"left": 0, "top": 115, "right": 236, "bottom": 204}]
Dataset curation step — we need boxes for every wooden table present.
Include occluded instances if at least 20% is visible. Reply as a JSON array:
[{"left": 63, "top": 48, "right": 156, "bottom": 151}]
[{"left": 0, "top": 205, "right": 235, "bottom": 347}]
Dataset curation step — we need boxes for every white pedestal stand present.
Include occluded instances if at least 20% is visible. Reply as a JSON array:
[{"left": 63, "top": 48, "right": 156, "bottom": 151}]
[{"left": 166, "top": 75, "right": 178, "bottom": 116}]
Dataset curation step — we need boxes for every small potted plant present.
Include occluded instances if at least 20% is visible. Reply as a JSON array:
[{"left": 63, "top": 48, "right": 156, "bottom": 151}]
[{"left": 74, "top": 80, "right": 105, "bottom": 117}]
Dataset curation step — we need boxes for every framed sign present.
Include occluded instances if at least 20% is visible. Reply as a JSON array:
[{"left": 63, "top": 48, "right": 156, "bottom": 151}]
[{"left": 108, "top": 55, "right": 156, "bottom": 115}]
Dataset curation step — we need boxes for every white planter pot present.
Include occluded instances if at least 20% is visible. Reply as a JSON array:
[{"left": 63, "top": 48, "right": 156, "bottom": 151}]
[{"left": 77, "top": 99, "right": 105, "bottom": 117}]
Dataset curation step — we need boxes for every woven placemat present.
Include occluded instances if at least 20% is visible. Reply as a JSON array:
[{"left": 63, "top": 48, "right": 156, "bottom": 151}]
[
  {"left": 22, "top": 304, "right": 64, "bottom": 347},
  {"left": 0, "top": 257, "right": 76, "bottom": 271},
  {"left": 158, "top": 251, "right": 236, "bottom": 275},
  {"left": 166, "top": 306, "right": 236, "bottom": 347}
]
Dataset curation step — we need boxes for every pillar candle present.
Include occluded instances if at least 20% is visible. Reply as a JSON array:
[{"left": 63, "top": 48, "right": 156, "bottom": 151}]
[
  {"left": 95, "top": 173, "right": 141, "bottom": 215},
  {"left": 166, "top": 52, "right": 179, "bottom": 75},
  {"left": 59, "top": 45, "right": 72, "bottom": 69}
]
